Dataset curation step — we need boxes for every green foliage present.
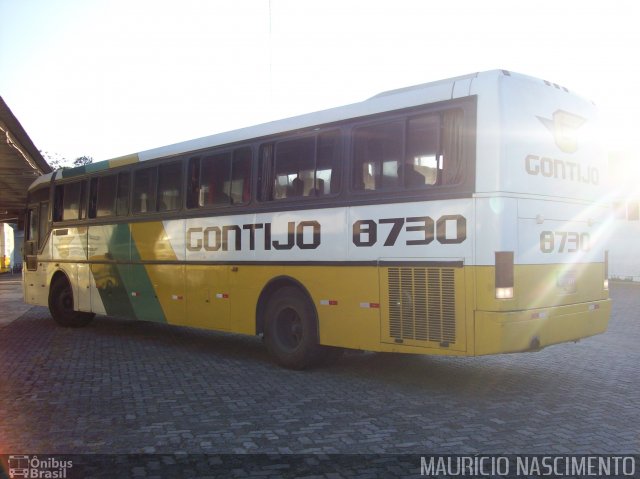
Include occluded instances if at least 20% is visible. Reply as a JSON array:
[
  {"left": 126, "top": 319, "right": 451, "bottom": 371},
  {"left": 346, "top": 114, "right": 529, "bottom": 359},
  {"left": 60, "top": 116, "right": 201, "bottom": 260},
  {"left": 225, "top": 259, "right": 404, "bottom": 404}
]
[
  {"left": 40, "top": 151, "right": 94, "bottom": 170},
  {"left": 73, "top": 156, "right": 94, "bottom": 167}
]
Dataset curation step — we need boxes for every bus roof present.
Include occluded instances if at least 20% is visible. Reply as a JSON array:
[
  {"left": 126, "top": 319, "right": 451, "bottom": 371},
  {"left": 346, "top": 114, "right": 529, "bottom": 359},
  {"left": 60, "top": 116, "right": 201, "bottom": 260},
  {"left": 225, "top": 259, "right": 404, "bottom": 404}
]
[{"left": 36, "top": 69, "right": 573, "bottom": 187}]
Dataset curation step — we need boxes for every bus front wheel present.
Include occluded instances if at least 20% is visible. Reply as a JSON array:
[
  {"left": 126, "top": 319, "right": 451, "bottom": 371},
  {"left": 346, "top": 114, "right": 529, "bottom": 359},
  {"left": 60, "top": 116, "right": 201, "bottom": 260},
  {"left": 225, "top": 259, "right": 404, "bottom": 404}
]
[
  {"left": 264, "top": 286, "right": 322, "bottom": 370},
  {"left": 49, "top": 276, "right": 95, "bottom": 328}
]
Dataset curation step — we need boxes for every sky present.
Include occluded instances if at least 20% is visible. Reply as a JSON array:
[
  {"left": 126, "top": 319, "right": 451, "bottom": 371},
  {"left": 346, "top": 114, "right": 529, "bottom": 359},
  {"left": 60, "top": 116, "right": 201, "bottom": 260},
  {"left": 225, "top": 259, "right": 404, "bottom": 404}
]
[{"left": 1, "top": 0, "right": 639, "bottom": 168}]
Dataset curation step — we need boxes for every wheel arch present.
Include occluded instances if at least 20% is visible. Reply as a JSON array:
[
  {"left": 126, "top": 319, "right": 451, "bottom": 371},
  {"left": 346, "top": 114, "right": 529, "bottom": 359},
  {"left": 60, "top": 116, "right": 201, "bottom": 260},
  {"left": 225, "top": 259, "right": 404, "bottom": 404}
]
[
  {"left": 49, "top": 268, "right": 75, "bottom": 305},
  {"left": 255, "top": 275, "right": 318, "bottom": 336},
  {"left": 48, "top": 267, "right": 95, "bottom": 327},
  {"left": 49, "top": 269, "right": 71, "bottom": 290}
]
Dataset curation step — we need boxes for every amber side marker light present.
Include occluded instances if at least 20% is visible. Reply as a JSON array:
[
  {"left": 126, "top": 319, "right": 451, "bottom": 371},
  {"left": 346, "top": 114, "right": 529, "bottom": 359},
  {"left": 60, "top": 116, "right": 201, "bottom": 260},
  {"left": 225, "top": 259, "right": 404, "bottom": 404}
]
[{"left": 495, "top": 251, "right": 514, "bottom": 299}]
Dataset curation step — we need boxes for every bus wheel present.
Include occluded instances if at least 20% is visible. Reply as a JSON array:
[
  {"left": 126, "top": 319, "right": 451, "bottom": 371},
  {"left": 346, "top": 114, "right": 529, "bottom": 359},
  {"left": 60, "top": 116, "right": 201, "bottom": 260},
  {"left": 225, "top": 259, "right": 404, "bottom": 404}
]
[
  {"left": 49, "top": 276, "right": 94, "bottom": 328},
  {"left": 264, "top": 286, "right": 322, "bottom": 370}
]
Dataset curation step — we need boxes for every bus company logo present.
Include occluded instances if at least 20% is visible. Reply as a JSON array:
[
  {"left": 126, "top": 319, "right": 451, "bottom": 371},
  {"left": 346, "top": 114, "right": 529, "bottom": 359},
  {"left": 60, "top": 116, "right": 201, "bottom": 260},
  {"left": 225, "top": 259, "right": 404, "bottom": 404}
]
[
  {"left": 7, "top": 455, "right": 73, "bottom": 478},
  {"left": 537, "top": 109, "right": 586, "bottom": 153}
]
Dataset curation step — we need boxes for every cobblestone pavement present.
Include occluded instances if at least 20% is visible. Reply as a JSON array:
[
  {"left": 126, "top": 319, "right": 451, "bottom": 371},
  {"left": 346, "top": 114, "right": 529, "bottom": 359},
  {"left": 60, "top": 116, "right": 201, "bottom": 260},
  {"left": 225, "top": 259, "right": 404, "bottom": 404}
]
[
  {"left": 0, "top": 275, "right": 30, "bottom": 328},
  {"left": 0, "top": 281, "right": 638, "bottom": 477}
]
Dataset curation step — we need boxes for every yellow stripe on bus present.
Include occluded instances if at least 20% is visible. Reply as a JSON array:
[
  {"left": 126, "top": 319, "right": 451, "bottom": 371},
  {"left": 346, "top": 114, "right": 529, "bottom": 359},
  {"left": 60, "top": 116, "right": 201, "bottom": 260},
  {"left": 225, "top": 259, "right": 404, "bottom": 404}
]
[
  {"left": 130, "top": 221, "right": 184, "bottom": 324},
  {"left": 108, "top": 153, "right": 140, "bottom": 169}
]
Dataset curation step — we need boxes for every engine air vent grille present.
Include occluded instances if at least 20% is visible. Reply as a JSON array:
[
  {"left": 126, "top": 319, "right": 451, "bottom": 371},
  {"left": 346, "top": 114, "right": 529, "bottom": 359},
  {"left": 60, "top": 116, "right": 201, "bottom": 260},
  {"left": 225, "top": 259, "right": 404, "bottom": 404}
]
[{"left": 388, "top": 267, "right": 456, "bottom": 344}]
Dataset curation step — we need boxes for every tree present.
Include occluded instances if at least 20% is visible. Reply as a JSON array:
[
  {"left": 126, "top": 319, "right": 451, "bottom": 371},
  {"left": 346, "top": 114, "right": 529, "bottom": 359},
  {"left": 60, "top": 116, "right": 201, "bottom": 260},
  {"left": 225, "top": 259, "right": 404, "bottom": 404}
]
[
  {"left": 73, "top": 156, "right": 93, "bottom": 167},
  {"left": 40, "top": 151, "right": 68, "bottom": 170},
  {"left": 39, "top": 151, "right": 94, "bottom": 170}
]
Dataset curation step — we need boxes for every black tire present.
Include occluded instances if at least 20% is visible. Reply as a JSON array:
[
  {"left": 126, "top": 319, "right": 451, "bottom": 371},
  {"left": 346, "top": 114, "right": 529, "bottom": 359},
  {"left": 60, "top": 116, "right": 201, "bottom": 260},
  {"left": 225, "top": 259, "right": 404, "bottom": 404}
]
[
  {"left": 49, "top": 276, "right": 95, "bottom": 328},
  {"left": 264, "top": 286, "right": 323, "bottom": 370}
]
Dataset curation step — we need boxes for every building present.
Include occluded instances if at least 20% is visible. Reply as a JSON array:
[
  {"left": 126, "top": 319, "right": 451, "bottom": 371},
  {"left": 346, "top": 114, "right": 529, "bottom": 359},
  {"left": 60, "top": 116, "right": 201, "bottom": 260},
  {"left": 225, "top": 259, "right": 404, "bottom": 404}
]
[
  {"left": 0, "top": 223, "right": 16, "bottom": 272},
  {"left": 0, "top": 96, "right": 52, "bottom": 273},
  {"left": 608, "top": 151, "right": 640, "bottom": 282}
]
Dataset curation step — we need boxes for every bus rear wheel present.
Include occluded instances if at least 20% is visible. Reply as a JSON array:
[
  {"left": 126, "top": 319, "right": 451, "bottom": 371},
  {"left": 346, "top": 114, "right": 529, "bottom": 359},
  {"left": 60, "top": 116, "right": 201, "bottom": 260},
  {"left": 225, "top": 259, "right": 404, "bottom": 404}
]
[
  {"left": 264, "top": 286, "right": 323, "bottom": 370},
  {"left": 49, "top": 276, "right": 94, "bottom": 328}
]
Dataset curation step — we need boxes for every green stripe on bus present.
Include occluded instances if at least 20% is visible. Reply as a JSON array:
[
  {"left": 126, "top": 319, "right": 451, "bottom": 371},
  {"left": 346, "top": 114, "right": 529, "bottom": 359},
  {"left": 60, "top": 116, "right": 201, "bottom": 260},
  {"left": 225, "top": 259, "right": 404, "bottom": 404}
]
[
  {"left": 88, "top": 223, "right": 165, "bottom": 322},
  {"left": 126, "top": 237, "right": 167, "bottom": 323},
  {"left": 84, "top": 162, "right": 110, "bottom": 174},
  {"left": 61, "top": 165, "right": 87, "bottom": 178},
  {"left": 91, "top": 223, "right": 136, "bottom": 318}
]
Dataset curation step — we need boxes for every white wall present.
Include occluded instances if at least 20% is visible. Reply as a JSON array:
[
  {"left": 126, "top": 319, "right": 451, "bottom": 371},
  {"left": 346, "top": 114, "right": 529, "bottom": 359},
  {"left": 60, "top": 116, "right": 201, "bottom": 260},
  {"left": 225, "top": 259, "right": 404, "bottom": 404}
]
[{"left": 609, "top": 199, "right": 640, "bottom": 281}]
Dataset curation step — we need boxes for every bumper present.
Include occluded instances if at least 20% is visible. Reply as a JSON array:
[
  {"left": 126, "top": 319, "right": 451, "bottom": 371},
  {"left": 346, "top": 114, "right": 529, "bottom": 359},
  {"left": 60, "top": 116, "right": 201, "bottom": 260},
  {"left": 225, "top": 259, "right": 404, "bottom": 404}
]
[{"left": 474, "top": 298, "right": 611, "bottom": 355}]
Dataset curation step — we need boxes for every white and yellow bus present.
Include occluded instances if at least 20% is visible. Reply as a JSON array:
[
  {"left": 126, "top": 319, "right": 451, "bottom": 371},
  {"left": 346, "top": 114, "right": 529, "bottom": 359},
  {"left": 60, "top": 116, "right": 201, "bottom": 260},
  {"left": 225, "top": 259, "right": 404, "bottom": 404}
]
[{"left": 23, "top": 70, "right": 611, "bottom": 368}]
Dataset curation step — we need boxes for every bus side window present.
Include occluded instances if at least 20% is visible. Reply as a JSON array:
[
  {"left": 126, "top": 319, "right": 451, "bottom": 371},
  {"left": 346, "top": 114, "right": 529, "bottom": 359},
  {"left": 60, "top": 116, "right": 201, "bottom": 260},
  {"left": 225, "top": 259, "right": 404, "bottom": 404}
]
[
  {"left": 88, "top": 178, "right": 98, "bottom": 218},
  {"left": 407, "top": 115, "right": 440, "bottom": 187},
  {"left": 258, "top": 144, "right": 275, "bottom": 201},
  {"left": 440, "top": 109, "right": 464, "bottom": 185},
  {"left": 27, "top": 207, "right": 38, "bottom": 244},
  {"left": 260, "top": 131, "right": 339, "bottom": 202},
  {"left": 133, "top": 167, "right": 157, "bottom": 214},
  {"left": 353, "top": 121, "right": 403, "bottom": 191},
  {"left": 231, "top": 147, "right": 252, "bottom": 204},
  {"left": 62, "top": 182, "right": 82, "bottom": 220},
  {"left": 79, "top": 180, "right": 88, "bottom": 220},
  {"left": 53, "top": 181, "right": 87, "bottom": 221},
  {"left": 38, "top": 202, "right": 49, "bottom": 249},
  {"left": 186, "top": 157, "right": 201, "bottom": 209},
  {"left": 116, "top": 172, "right": 130, "bottom": 216},
  {"left": 25, "top": 206, "right": 39, "bottom": 269},
  {"left": 316, "top": 130, "right": 341, "bottom": 195},
  {"left": 274, "top": 137, "right": 315, "bottom": 199},
  {"left": 88, "top": 175, "right": 117, "bottom": 218},
  {"left": 352, "top": 109, "right": 464, "bottom": 192},
  {"left": 201, "top": 152, "right": 232, "bottom": 206},
  {"left": 25, "top": 199, "right": 50, "bottom": 263},
  {"left": 157, "top": 162, "right": 182, "bottom": 212},
  {"left": 96, "top": 175, "right": 117, "bottom": 217},
  {"left": 53, "top": 185, "right": 64, "bottom": 221}
]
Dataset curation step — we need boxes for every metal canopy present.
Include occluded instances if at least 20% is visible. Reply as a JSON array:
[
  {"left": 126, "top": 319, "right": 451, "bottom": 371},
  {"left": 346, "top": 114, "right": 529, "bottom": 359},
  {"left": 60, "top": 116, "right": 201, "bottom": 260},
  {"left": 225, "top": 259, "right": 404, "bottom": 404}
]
[{"left": 0, "top": 96, "right": 52, "bottom": 226}]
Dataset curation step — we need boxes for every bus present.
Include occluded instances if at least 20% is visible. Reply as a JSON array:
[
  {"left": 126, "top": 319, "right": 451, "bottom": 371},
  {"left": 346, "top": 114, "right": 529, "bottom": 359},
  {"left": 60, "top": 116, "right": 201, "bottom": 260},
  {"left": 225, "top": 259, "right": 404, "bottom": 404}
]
[{"left": 23, "top": 70, "right": 611, "bottom": 369}]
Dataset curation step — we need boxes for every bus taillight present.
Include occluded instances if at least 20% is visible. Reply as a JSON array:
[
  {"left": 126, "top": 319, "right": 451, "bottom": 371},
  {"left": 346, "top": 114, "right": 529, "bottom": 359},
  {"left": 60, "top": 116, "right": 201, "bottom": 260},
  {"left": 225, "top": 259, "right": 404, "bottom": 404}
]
[
  {"left": 604, "top": 250, "right": 609, "bottom": 290},
  {"left": 495, "top": 251, "right": 514, "bottom": 299}
]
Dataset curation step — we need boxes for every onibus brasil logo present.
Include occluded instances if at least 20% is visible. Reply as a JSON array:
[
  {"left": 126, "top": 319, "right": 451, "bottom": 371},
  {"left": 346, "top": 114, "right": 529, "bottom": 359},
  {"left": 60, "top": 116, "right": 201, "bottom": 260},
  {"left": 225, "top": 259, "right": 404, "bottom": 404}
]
[{"left": 7, "top": 455, "right": 73, "bottom": 478}]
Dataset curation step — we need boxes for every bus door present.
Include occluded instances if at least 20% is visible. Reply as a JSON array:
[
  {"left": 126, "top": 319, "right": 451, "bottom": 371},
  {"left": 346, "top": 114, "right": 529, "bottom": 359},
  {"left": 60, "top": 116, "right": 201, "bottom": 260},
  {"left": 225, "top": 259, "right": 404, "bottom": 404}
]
[{"left": 24, "top": 202, "right": 49, "bottom": 304}]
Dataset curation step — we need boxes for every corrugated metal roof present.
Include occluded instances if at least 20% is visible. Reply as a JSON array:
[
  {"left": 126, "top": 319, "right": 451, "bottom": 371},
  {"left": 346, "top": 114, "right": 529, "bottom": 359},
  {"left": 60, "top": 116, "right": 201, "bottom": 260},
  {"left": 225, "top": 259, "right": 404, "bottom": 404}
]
[{"left": 0, "top": 96, "right": 52, "bottom": 224}]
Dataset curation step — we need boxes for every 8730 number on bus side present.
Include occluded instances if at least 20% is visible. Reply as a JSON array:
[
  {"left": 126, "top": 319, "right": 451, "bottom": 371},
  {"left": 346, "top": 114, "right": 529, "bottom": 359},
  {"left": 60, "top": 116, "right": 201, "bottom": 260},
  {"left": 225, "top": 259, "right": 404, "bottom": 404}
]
[
  {"left": 352, "top": 215, "right": 467, "bottom": 247},
  {"left": 540, "top": 231, "right": 590, "bottom": 253}
]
